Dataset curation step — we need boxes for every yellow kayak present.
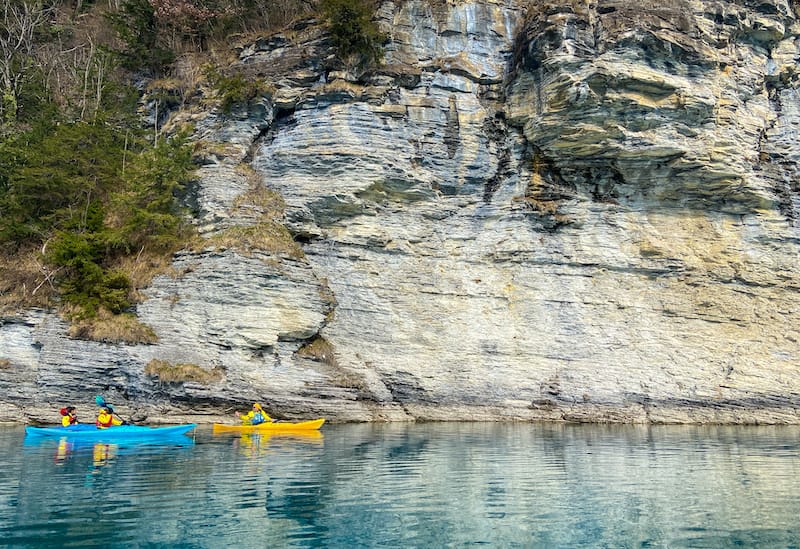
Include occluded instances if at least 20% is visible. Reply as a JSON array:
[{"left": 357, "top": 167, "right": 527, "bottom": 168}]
[{"left": 212, "top": 418, "right": 325, "bottom": 433}]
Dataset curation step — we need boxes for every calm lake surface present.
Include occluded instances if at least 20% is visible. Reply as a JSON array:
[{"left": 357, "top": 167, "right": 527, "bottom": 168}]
[{"left": 1, "top": 422, "right": 799, "bottom": 548}]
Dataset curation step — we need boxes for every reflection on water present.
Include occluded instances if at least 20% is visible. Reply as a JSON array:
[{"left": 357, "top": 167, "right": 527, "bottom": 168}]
[
  {"left": 50, "top": 439, "right": 118, "bottom": 469},
  {"left": 216, "top": 430, "right": 324, "bottom": 458},
  {"left": 26, "top": 433, "right": 196, "bottom": 469},
  {"left": 54, "top": 438, "right": 72, "bottom": 464},
  {"left": 91, "top": 443, "right": 116, "bottom": 469},
  {"left": 51, "top": 439, "right": 117, "bottom": 470},
  {"left": 2, "top": 423, "right": 800, "bottom": 547}
]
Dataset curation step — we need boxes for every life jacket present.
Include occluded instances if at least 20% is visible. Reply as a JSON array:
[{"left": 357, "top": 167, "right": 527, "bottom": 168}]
[
  {"left": 61, "top": 407, "right": 77, "bottom": 426},
  {"left": 96, "top": 409, "right": 114, "bottom": 428},
  {"left": 251, "top": 411, "right": 266, "bottom": 425}
]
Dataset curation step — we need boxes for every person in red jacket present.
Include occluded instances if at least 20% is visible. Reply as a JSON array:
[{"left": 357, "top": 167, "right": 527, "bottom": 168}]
[
  {"left": 96, "top": 406, "right": 123, "bottom": 428},
  {"left": 60, "top": 406, "right": 78, "bottom": 427},
  {"left": 94, "top": 395, "right": 128, "bottom": 428}
]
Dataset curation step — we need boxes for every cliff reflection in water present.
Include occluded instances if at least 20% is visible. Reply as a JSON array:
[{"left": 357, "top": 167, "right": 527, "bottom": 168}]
[
  {"left": 258, "top": 422, "right": 800, "bottom": 547},
  {"left": 2, "top": 423, "right": 800, "bottom": 547}
]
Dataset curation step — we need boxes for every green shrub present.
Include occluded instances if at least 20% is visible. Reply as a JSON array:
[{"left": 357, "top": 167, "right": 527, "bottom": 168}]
[
  {"left": 0, "top": 120, "right": 195, "bottom": 318},
  {"left": 320, "top": 0, "right": 385, "bottom": 68},
  {"left": 204, "top": 66, "right": 270, "bottom": 113},
  {"left": 115, "top": 129, "right": 195, "bottom": 251},
  {"left": 105, "top": 0, "right": 175, "bottom": 76},
  {"left": 45, "top": 229, "right": 132, "bottom": 315}
]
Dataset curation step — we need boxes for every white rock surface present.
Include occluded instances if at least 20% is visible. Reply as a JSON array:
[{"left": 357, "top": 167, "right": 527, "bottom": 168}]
[{"left": 1, "top": 0, "right": 798, "bottom": 424}]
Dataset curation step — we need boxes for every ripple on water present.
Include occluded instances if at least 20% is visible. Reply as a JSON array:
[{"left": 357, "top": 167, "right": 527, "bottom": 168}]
[{"left": 2, "top": 424, "right": 800, "bottom": 547}]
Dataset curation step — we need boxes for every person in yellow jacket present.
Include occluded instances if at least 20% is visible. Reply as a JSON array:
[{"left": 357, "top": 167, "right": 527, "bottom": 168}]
[
  {"left": 60, "top": 406, "right": 78, "bottom": 427},
  {"left": 235, "top": 403, "right": 272, "bottom": 425},
  {"left": 96, "top": 406, "right": 123, "bottom": 428}
]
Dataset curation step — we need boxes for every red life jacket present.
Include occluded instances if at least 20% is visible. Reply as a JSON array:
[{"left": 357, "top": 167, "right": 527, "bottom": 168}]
[
  {"left": 61, "top": 408, "right": 78, "bottom": 425},
  {"left": 96, "top": 412, "right": 114, "bottom": 428}
]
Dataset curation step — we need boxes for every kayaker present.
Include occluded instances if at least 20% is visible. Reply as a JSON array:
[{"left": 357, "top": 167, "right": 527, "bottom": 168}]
[
  {"left": 235, "top": 403, "right": 272, "bottom": 425},
  {"left": 60, "top": 406, "right": 78, "bottom": 426},
  {"left": 96, "top": 406, "right": 123, "bottom": 429},
  {"left": 95, "top": 394, "right": 129, "bottom": 426}
]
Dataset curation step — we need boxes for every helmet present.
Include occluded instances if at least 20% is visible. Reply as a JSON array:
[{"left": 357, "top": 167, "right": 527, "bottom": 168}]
[{"left": 60, "top": 407, "right": 68, "bottom": 416}]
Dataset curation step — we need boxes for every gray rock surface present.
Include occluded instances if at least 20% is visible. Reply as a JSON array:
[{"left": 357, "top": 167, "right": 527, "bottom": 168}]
[{"left": 1, "top": 0, "right": 798, "bottom": 425}]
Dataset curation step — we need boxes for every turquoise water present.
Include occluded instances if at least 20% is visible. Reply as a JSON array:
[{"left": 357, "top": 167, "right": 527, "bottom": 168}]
[{"left": 1, "top": 422, "right": 799, "bottom": 547}]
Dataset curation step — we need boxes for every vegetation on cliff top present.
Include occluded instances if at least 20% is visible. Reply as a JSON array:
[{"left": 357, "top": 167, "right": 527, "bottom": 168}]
[
  {"left": 321, "top": 0, "right": 386, "bottom": 68},
  {"left": 0, "top": 115, "right": 195, "bottom": 325},
  {"left": 0, "top": 0, "right": 383, "bottom": 338}
]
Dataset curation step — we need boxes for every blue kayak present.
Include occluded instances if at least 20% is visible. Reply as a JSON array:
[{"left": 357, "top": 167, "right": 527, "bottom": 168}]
[{"left": 25, "top": 424, "right": 196, "bottom": 440}]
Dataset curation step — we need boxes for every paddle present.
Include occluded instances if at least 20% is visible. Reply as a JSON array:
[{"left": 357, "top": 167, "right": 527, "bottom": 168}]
[{"left": 95, "top": 395, "right": 133, "bottom": 425}]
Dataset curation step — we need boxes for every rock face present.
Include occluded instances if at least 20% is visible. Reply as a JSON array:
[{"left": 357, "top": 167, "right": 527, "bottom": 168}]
[{"left": 1, "top": 0, "right": 799, "bottom": 424}]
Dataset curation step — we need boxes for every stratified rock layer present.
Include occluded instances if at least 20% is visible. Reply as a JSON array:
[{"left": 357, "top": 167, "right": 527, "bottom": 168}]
[{"left": 1, "top": 0, "right": 798, "bottom": 424}]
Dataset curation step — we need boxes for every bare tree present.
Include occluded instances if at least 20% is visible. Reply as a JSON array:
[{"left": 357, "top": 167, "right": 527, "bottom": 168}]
[{"left": 0, "top": 0, "right": 58, "bottom": 124}]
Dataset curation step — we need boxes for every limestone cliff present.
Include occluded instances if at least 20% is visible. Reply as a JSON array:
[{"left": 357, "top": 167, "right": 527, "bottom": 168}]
[{"left": 1, "top": 0, "right": 799, "bottom": 424}]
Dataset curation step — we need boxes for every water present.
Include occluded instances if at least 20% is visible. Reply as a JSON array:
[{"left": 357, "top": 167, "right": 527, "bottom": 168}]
[{"left": 1, "top": 422, "right": 799, "bottom": 548}]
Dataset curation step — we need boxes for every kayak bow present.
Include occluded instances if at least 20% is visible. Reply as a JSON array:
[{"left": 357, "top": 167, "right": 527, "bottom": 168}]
[{"left": 212, "top": 418, "right": 325, "bottom": 434}]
